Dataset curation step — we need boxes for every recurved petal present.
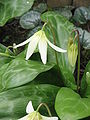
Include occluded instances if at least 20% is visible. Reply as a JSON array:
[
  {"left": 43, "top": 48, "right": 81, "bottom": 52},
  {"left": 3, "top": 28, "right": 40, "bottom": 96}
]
[
  {"left": 47, "top": 40, "right": 67, "bottom": 53},
  {"left": 13, "top": 36, "right": 34, "bottom": 49},
  {"left": 18, "top": 115, "right": 28, "bottom": 120},
  {"left": 26, "top": 36, "right": 39, "bottom": 60},
  {"left": 38, "top": 39, "right": 47, "bottom": 64},
  {"left": 26, "top": 101, "right": 34, "bottom": 114},
  {"left": 42, "top": 115, "right": 58, "bottom": 120}
]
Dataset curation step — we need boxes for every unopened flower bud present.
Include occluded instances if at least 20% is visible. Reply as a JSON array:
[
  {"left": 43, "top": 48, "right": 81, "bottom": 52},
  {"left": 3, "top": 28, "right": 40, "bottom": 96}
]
[
  {"left": 27, "top": 111, "right": 42, "bottom": 120},
  {"left": 68, "top": 37, "right": 78, "bottom": 67}
]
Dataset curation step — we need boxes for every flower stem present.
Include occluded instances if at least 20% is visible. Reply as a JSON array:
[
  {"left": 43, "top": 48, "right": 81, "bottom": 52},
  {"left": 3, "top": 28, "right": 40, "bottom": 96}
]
[
  {"left": 0, "top": 52, "right": 15, "bottom": 58},
  {"left": 77, "top": 33, "right": 80, "bottom": 92},
  {"left": 36, "top": 103, "right": 52, "bottom": 117},
  {"left": 48, "top": 22, "right": 59, "bottom": 66},
  {"left": 72, "top": 30, "right": 80, "bottom": 92}
]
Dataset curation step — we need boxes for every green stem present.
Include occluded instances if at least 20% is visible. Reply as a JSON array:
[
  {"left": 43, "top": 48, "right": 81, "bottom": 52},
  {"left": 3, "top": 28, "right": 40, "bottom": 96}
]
[
  {"left": 0, "top": 52, "right": 15, "bottom": 58},
  {"left": 48, "top": 22, "right": 59, "bottom": 66},
  {"left": 72, "top": 30, "right": 80, "bottom": 92},
  {"left": 42, "top": 23, "right": 47, "bottom": 30},
  {"left": 36, "top": 103, "right": 52, "bottom": 117},
  {"left": 77, "top": 33, "right": 80, "bottom": 92}
]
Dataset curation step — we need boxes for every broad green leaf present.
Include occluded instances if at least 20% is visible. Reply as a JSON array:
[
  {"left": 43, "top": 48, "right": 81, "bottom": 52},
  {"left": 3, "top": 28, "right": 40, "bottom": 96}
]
[
  {"left": 0, "top": 44, "right": 13, "bottom": 67},
  {"left": 55, "top": 87, "right": 90, "bottom": 120},
  {"left": 85, "top": 74, "right": 90, "bottom": 98},
  {"left": 20, "top": 10, "right": 41, "bottom": 29},
  {"left": 0, "top": 84, "right": 59, "bottom": 119},
  {"left": 81, "top": 62, "right": 90, "bottom": 98},
  {"left": 41, "top": 11, "right": 76, "bottom": 90},
  {"left": 81, "top": 61, "right": 90, "bottom": 95},
  {"left": 31, "top": 67, "right": 64, "bottom": 87},
  {"left": 77, "top": 27, "right": 90, "bottom": 49},
  {"left": 0, "top": 0, "right": 35, "bottom": 26},
  {"left": 0, "top": 63, "right": 9, "bottom": 91},
  {"left": 73, "top": 7, "right": 90, "bottom": 24},
  {"left": 0, "top": 58, "right": 54, "bottom": 91}
]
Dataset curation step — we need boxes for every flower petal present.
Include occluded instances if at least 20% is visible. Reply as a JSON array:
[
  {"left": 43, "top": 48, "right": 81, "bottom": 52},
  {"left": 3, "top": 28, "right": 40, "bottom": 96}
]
[
  {"left": 13, "top": 36, "right": 33, "bottom": 49},
  {"left": 38, "top": 39, "right": 47, "bottom": 64},
  {"left": 26, "top": 101, "right": 34, "bottom": 114},
  {"left": 47, "top": 40, "right": 67, "bottom": 53},
  {"left": 26, "top": 37, "right": 39, "bottom": 60},
  {"left": 42, "top": 115, "right": 58, "bottom": 120},
  {"left": 18, "top": 115, "right": 28, "bottom": 120}
]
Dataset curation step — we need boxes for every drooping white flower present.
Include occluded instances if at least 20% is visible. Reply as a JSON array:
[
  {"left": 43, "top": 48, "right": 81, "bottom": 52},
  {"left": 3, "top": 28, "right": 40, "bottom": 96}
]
[
  {"left": 14, "top": 30, "right": 67, "bottom": 64},
  {"left": 18, "top": 101, "right": 58, "bottom": 120}
]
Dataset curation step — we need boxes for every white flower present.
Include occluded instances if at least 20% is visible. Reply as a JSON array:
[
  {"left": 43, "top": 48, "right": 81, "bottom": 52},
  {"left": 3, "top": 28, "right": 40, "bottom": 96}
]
[
  {"left": 14, "top": 30, "right": 67, "bottom": 64},
  {"left": 18, "top": 101, "right": 58, "bottom": 120}
]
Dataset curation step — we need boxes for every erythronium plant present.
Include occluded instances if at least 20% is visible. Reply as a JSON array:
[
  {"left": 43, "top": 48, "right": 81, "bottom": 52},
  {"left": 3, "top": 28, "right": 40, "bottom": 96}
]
[
  {"left": 14, "top": 24, "right": 67, "bottom": 64},
  {"left": 18, "top": 101, "right": 58, "bottom": 120}
]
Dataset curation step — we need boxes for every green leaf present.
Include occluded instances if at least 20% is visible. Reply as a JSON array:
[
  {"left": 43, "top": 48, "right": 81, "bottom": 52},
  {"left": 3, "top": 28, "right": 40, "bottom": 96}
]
[
  {"left": 0, "top": 58, "right": 54, "bottom": 91},
  {"left": 81, "top": 61, "right": 90, "bottom": 98},
  {"left": 31, "top": 67, "right": 64, "bottom": 87},
  {"left": 0, "top": 0, "right": 35, "bottom": 26},
  {"left": 77, "top": 27, "right": 90, "bottom": 49},
  {"left": 0, "top": 44, "right": 13, "bottom": 67},
  {"left": 0, "top": 63, "right": 9, "bottom": 91},
  {"left": 55, "top": 87, "right": 90, "bottom": 120},
  {"left": 20, "top": 10, "right": 41, "bottom": 29},
  {"left": 41, "top": 11, "right": 76, "bottom": 90},
  {"left": 0, "top": 84, "right": 59, "bottom": 119},
  {"left": 81, "top": 61, "right": 90, "bottom": 95},
  {"left": 73, "top": 7, "right": 90, "bottom": 24}
]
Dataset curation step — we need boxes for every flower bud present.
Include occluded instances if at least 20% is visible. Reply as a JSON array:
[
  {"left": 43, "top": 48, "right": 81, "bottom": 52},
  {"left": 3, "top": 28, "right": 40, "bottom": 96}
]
[
  {"left": 27, "top": 111, "right": 43, "bottom": 120},
  {"left": 68, "top": 37, "right": 78, "bottom": 67}
]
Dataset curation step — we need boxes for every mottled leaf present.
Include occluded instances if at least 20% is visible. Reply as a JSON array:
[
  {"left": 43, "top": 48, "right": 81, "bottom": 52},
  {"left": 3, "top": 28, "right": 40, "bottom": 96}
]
[
  {"left": 0, "top": 58, "right": 54, "bottom": 91},
  {"left": 73, "top": 7, "right": 90, "bottom": 24},
  {"left": 20, "top": 10, "right": 41, "bottom": 29},
  {"left": 0, "top": 84, "right": 59, "bottom": 119},
  {"left": 41, "top": 11, "right": 76, "bottom": 90}
]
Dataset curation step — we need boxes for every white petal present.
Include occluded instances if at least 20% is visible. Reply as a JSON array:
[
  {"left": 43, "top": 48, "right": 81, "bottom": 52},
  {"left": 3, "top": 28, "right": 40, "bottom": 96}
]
[
  {"left": 38, "top": 39, "right": 47, "bottom": 64},
  {"left": 47, "top": 40, "right": 67, "bottom": 53},
  {"left": 26, "top": 37, "right": 39, "bottom": 60},
  {"left": 42, "top": 115, "right": 58, "bottom": 120},
  {"left": 18, "top": 115, "right": 28, "bottom": 120},
  {"left": 13, "top": 36, "right": 33, "bottom": 49},
  {"left": 26, "top": 101, "right": 34, "bottom": 114}
]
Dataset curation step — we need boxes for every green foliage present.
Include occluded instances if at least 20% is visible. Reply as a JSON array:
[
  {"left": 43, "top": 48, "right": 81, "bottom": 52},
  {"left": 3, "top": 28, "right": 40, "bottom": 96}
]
[
  {"left": 81, "top": 61, "right": 90, "bottom": 98},
  {"left": 73, "top": 6, "right": 90, "bottom": 24},
  {"left": 81, "top": 61, "right": 90, "bottom": 93},
  {"left": 41, "top": 11, "right": 77, "bottom": 90},
  {"left": 0, "top": 84, "right": 59, "bottom": 119},
  {"left": 0, "top": 1, "right": 90, "bottom": 119},
  {"left": 20, "top": 10, "right": 41, "bottom": 29},
  {"left": 55, "top": 87, "right": 90, "bottom": 120},
  {"left": 0, "top": 0, "right": 35, "bottom": 26},
  {"left": 0, "top": 44, "right": 13, "bottom": 67},
  {"left": 0, "top": 58, "right": 54, "bottom": 91}
]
